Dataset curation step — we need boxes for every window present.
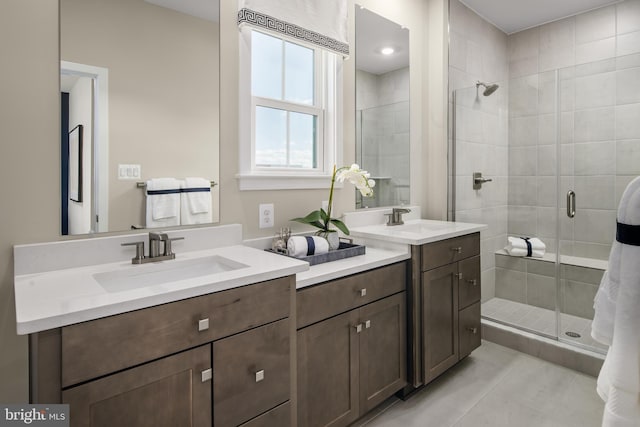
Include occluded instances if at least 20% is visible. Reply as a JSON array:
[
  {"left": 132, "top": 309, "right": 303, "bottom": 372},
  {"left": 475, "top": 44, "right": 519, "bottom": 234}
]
[{"left": 238, "top": 29, "right": 342, "bottom": 190}]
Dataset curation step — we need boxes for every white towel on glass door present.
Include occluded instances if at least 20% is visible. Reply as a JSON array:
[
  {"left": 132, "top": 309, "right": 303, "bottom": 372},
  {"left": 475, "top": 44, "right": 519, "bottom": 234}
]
[
  {"left": 591, "top": 176, "right": 640, "bottom": 426},
  {"left": 504, "top": 236, "right": 546, "bottom": 258},
  {"left": 180, "top": 177, "right": 212, "bottom": 225},
  {"left": 145, "top": 178, "right": 180, "bottom": 228}
]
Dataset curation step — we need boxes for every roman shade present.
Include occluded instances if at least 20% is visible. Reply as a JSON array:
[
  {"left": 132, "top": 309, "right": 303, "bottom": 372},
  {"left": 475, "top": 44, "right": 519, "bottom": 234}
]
[{"left": 237, "top": 0, "right": 349, "bottom": 56}]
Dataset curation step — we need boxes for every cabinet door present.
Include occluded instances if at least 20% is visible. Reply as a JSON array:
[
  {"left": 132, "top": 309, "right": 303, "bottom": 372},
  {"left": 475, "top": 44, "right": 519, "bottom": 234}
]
[
  {"left": 213, "top": 319, "right": 290, "bottom": 427},
  {"left": 62, "top": 345, "right": 211, "bottom": 427},
  {"left": 459, "top": 302, "right": 481, "bottom": 359},
  {"left": 297, "top": 310, "right": 360, "bottom": 427},
  {"left": 458, "top": 255, "right": 481, "bottom": 310},
  {"left": 359, "top": 293, "right": 407, "bottom": 414},
  {"left": 423, "top": 263, "right": 459, "bottom": 383}
]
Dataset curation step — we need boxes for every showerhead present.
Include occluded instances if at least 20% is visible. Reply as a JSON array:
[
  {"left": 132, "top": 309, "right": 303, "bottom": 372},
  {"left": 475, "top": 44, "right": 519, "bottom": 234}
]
[{"left": 476, "top": 81, "right": 499, "bottom": 96}]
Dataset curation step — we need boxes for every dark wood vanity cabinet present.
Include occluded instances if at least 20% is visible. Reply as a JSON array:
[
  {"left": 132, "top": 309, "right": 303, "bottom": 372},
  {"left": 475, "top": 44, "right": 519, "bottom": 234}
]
[
  {"left": 414, "top": 233, "right": 481, "bottom": 385},
  {"left": 296, "top": 262, "right": 407, "bottom": 427},
  {"left": 31, "top": 276, "right": 296, "bottom": 427}
]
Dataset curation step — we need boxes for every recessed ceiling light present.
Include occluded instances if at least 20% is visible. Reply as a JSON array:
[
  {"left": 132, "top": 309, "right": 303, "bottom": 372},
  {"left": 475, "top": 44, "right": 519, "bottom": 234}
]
[{"left": 381, "top": 47, "right": 395, "bottom": 55}]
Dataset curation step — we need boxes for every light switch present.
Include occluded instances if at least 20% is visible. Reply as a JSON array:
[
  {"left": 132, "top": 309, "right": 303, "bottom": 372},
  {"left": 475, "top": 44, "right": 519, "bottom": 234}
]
[{"left": 118, "top": 164, "right": 141, "bottom": 180}]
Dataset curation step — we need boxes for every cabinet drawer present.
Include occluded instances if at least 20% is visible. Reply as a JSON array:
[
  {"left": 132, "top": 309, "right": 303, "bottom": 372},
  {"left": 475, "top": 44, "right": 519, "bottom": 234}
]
[
  {"left": 239, "top": 402, "right": 290, "bottom": 427},
  {"left": 459, "top": 302, "right": 481, "bottom": 359},
  {"left": 296, "top": 262, "right": 406, "bottom": 329},
  {"left": 62, "top": 276, "right": 292, "bottom": 387},
  {"left": 214, "top": 319, "right": 290, "bottom": 427},
  {"left": 458, "top": 256, "right": 481, "bottom": 309},
  {"left": 421, "top": 233, "right": 480, "bottom": 271}
]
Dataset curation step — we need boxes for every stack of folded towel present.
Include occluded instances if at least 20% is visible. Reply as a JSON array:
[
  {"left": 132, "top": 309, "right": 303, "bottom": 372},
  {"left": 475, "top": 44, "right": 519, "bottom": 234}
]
[
  {"left": 287, "top": 236, "right": 329, "bottom": 258},
  {"left": 504, "top": 236, "right": 546, "bottom": 258},
  {"left": 591, "top": 176, "right": 640, "bottom": 426}
]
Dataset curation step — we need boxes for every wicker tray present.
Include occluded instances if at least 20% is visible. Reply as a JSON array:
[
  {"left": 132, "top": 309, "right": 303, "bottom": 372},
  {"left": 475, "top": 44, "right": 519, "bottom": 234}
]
[{"left": 266, "top": 241, "right": 366, "bottom": 266}]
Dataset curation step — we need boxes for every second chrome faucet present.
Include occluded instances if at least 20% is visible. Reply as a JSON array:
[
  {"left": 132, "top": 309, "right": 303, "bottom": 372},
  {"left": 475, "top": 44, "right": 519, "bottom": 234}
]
[
  {"left": 122, "top": 232, "right": 184, "bottom": 264},
  {"left": 385, "top": 208, "right": 411, "bottom": 226}
]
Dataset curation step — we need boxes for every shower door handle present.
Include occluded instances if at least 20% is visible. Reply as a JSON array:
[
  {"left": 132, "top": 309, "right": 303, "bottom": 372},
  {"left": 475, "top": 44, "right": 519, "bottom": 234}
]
[{"left": 567, "top": 190, "right": 576, "bottom": 218}]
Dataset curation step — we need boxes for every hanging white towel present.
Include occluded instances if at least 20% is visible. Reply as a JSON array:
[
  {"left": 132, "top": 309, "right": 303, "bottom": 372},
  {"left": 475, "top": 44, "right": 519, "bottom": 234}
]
[
  {"left": 591, "top": 175, "right": 640, "bottom": 426},
  {"left": 504, "top": 236, "right": 546, "bottom": 258},
  {"left": 287, "top": 236, "right": 329, "bottom": 258},
  {"left": 146, "top": 178, "right": 180, "bottom": 228},
  {"left": 180, "top": 177, "right": 212, "bottom": 225}
]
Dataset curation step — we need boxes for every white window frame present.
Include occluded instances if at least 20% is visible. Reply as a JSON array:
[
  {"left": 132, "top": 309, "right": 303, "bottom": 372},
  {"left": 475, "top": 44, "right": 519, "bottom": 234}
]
[{"left": 238, "top": 27, "right": 343, "bottom": 190}]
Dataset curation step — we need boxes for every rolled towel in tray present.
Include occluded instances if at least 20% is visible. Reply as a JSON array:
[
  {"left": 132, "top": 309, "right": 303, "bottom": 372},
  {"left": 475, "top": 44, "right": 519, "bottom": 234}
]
[
  {"left": 287, "top": 236, "right": 329, "bottom": 258},
  {"left": 505, "top": 236, "right": 546, "bottom": 258}
]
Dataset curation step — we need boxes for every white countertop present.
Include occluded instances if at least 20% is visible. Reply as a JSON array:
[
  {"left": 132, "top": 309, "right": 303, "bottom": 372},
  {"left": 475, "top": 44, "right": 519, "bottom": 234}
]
[
  {"left": 14, "top": 220, "right": 488, "bottom": 335},
  {"left": 14, "top": 245, "right": 308, "bottom": 335},
  {"left": 349, "top": 219, "right": 487, "bottom": 245}
]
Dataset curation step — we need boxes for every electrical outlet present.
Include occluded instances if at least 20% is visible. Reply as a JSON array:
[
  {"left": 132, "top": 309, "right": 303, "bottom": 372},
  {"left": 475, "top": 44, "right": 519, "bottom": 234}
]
[{"left": 259, "top": 203, "right": 274, "bottom": 229}]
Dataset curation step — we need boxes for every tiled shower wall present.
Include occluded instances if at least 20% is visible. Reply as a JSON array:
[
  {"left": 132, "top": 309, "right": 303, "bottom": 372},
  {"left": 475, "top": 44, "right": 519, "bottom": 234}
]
[
  {"left": 356, "top": 68, "right": 410, "bottom": 207},
  {"left": 448, "top": 0, "right": 508, "bottom": 302},
  {"left": 506, "top": 0, "right": 640, "bottom": 260}
]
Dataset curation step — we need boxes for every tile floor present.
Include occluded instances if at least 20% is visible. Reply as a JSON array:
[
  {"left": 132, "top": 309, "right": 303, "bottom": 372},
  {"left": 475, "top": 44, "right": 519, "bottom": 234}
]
[
  {"left": 482, "top": 297, "right": 607, "bottom": 352},
  {"left": 357, "top": 341, "right": 604, "bottom": 427}
]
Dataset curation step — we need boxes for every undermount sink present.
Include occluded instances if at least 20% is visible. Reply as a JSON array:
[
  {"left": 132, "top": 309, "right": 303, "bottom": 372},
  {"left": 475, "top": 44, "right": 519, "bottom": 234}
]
[{"left": 94, "top": 255, "right": 249, "bottom": 293}]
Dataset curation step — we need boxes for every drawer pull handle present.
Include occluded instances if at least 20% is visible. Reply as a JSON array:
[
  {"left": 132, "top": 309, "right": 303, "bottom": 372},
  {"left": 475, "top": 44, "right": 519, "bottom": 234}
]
[
  {"left": 359, "top": 288, "right": 367, "bottom": 297},
  {"left": 201, "top": 368, "right": 213, "bottom": 383},
  {"left": 467, "top": 327, "right": 478, "bottom": 334},
  {"left": 468, "top": 279, "right": 477, "bottom": 286},
  {"left": 456, "top": 273, "right": 463, "bottom": 280},
  {"left": 355, "top": 324, "right": 363, "bottom": 333},
  {"left": 452, "top": 247, "right": 463, "bottom": 254},
  {"left": 198, "top": 318, "right": 210, "bottom": 332},
  {"left": 255, "top": 370, "right": 265, "bottom": 383},
  {"left": 365, "top": 320, "right": 371, "bottom": 329}
]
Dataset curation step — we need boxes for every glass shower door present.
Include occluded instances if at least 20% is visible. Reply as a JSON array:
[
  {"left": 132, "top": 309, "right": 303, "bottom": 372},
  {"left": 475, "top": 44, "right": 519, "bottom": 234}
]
[{"left": 555, "top": 55, "right": 640, "bottom": 353}]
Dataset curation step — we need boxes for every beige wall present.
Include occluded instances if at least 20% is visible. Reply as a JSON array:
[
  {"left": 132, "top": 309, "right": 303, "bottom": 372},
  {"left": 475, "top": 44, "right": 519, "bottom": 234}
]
[
  {"left": 0, "top": 0, "right": 448, "bottom": 402},
  {"left": 0, "top": 0, "right": 60, "bottom": 402}
]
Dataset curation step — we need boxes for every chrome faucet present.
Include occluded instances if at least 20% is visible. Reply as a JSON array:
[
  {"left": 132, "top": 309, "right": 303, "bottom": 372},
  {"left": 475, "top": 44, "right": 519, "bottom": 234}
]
[
  {"left": 121, "top": 232, "right": 184, "bottom": 264},
  {"left": 385, "top": 208, "right": 411, "bottom": 226}
]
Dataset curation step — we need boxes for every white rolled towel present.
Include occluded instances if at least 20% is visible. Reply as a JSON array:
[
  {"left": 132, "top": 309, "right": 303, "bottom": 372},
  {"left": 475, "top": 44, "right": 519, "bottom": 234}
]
[
  {"left": 505, "top": 236, "right": 546, "bottom": 258},
  {"left": 287, "top": 236, "right": 329, "bottom": 258}
]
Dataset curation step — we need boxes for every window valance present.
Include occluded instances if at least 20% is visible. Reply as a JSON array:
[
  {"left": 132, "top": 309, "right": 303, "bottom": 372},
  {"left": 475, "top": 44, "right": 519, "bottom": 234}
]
[{"left": 238, "top": 0, "right": 349, "bottom": 57}]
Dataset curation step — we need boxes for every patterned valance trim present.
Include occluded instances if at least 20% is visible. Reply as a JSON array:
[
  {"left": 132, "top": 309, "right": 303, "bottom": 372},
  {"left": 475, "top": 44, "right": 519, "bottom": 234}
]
[{"left": 238, "top": 8, "right": 349, "bottom": 56}]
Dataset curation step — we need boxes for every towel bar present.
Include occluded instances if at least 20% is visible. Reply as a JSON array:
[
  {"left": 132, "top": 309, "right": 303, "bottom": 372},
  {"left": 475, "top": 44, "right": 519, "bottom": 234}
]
[{"left": 137, "top": 181, "right": 217, "bottom": 188}]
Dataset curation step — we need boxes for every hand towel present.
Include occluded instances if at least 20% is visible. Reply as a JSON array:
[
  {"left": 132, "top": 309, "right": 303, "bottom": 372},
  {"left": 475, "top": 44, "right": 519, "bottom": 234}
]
[
  {"left": 180, "top": 177, "right": 212, "bottom": 225},
  {"left": 287, "top": 236, "right": 329, "bottom": 258},
  {"left": 146, "top": 178, "right": 180, "bottom": 228},
  {"left": 504, "top": 236, "right": 546, "bottom": 258},
  {"left": 591, "top": 175, "right": 640, "bottom": 426}
]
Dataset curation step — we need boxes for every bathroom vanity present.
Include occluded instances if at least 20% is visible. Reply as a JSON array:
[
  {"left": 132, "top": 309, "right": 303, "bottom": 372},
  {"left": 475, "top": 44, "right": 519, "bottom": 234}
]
[
  {"left": 349, "top": 218, "right": 487, "bottom": 391},
  {"left": 15, "top": 220, "right": 486, "bottom": 426},
  {"left": 15, "top": 225, "right": 308, "bottom": 427}
]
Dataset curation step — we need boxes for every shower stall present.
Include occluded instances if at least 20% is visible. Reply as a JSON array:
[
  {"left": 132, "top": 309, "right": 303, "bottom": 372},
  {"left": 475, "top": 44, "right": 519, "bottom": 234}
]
[{"left": 450, "top": 53, "right": 640, "bottom": 355}]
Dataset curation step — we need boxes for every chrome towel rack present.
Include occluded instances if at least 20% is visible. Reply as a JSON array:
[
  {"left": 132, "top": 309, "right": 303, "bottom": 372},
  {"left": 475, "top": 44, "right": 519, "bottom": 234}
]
[{"left": 137, "top": 181, "right": 217, "bottom": 189}]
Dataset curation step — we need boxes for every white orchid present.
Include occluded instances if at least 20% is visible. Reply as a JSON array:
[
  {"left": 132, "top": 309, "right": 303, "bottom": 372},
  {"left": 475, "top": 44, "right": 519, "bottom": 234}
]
[
  {"left": 336, "top": 164, "right": 376, "bottom": 197},
  {"left": 291, "top": 164, "right": 375, "bottom": 236}
]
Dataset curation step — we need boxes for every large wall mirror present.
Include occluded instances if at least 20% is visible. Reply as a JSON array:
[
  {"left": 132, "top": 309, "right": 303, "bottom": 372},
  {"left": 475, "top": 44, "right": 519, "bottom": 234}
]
[
  {"left": 355, "top": 6, "right": 410, "bottom": 209},
  {"left": 60, "top": 0, "right": 220, "bottom": 235}
]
